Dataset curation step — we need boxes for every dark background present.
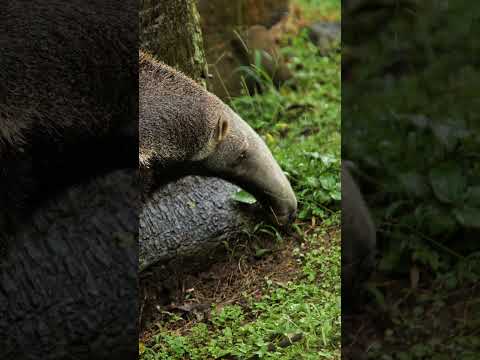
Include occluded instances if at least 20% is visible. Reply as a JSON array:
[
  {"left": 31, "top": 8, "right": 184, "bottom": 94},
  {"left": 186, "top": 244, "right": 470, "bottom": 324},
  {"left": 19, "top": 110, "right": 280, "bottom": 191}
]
[{"left": 342, "top": 0, "right": 480, "bottom": 358}]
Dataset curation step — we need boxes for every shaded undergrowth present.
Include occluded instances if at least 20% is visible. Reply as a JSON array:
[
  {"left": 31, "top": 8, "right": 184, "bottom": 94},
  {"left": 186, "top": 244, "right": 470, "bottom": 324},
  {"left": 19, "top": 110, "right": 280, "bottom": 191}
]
[{"left": 342, "top": 1, "right": 480, "bottom": 358}]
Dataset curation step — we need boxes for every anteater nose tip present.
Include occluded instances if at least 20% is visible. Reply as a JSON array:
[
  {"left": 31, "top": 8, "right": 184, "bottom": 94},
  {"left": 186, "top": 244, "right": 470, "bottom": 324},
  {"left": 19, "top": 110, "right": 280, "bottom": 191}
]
[
  {"left": 273, "top": 208, "right": 297, "bottom": 227},
  {"left": 288, "top": 209, "right": 297, "bottom": 224}
]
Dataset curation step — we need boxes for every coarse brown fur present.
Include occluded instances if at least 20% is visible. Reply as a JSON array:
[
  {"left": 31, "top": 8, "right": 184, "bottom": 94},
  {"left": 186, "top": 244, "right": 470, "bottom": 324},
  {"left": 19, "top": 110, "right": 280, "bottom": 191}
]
[{"left": 139, "top": 51, "right": 219, "bottom": 170}]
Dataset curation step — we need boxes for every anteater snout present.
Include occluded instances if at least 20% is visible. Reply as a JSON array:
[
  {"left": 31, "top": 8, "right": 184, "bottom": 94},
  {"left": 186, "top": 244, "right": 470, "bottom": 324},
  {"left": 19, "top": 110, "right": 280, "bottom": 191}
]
[{"left": 269, "top": 195, "right": 297, "bottom": 226}]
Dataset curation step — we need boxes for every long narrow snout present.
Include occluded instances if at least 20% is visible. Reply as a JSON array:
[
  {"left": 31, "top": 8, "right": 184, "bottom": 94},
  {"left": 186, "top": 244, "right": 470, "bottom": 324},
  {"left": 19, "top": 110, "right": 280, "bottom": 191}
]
[
  {"left": 223, "top": 111, "right": 297, "bottom": 226},
  {"left": 239, "top": 133, "right": 297, "bottom": 225}
]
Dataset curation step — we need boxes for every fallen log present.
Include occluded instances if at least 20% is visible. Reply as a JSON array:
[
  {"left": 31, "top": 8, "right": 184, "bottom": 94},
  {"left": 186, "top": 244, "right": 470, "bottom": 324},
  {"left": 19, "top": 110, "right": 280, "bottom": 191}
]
[{"left": 140, "top": 176, "right": 258, "bottom": 272}]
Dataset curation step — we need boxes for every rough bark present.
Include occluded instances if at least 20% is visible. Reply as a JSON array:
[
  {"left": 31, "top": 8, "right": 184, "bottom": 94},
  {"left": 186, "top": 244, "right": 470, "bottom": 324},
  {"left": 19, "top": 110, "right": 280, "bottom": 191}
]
[
  {"left": 139, "top": 0, "right": 208, "bottom": 86},
  {"left": 140, "top": 176, "right": 258, "bottom": 272},
  {"left": 0, "top": 170, "right": 138, "bottom": 360}
]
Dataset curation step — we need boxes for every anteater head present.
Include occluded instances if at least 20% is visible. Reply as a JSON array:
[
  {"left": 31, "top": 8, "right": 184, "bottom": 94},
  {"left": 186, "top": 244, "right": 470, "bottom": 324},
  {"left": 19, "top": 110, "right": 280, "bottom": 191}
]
[{"left": 139, "top": 51, "right": 297, "bottom": 225}]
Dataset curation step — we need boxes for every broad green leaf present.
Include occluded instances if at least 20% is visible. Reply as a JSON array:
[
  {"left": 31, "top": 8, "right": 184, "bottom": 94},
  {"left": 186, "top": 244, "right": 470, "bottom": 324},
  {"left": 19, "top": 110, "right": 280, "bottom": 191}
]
[
  {"left": 466, "top": 186, "right": 480, "bottom": 206},
  {"left": 398, "top": 172, "right": 429, "bottom": 198},
  {"left": 384, "top": 200, "right": 408, "bottom": 219},
  {"left": 319, "top": 175, "right": 337, "bottom": 191},
  {"left": 453, "top": 206, "right": 480, "bottom": 229},
  {"left": 431, "top": 123, "right": 459, "bottom": 151},
  {"left": 231, "top": 190, "right": 257, "bottom": 205},
  {"left": 416, "top": 204, "right": 457, "bottom": 237},
  {"left": 429, "top": 163, "right": 466, "bottom": 204}
]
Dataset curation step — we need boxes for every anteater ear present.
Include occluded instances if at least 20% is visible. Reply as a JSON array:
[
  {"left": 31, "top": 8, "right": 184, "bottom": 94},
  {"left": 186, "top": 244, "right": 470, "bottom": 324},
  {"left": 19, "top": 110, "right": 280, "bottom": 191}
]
[{"left": 216, "top": 117, "right": 229, "bottom": 143}]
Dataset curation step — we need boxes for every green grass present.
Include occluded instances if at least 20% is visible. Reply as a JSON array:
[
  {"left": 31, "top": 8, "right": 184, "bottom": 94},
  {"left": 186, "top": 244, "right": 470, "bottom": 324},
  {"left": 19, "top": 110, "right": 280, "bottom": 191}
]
[
  {"left": 141, "top": 228, "right": 340, "bottom": 360},
  {"left": 140, "top": 1, "right": 341, "bottom": 359},
  {"left": 231, "top": 31, "right": 341, "bottom": 220}
]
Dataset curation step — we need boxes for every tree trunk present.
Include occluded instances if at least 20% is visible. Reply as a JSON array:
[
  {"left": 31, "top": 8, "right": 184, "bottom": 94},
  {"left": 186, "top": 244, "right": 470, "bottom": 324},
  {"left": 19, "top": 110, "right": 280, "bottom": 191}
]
[
  {"left": 139, "top": 0, "right": 291, "bottom": 99},
  {"left": 139, "top": 0, "right": 208, "bottom": 86}
]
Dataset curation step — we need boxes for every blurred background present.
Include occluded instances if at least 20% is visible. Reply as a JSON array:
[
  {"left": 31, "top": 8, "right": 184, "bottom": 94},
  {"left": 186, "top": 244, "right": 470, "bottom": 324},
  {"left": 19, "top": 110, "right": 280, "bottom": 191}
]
[{"left": 343, "top": 0, "right": 480, "bottom": 358}]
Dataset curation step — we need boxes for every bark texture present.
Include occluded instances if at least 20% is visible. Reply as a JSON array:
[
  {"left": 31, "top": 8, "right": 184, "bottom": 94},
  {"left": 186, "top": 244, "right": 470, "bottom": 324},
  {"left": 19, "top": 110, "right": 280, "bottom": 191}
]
[
  {"left": 140, "top": 176, "right": 258, "bottom": 272},
  {"left": 139, "top": 0, "right": 208, "bottom": 86},
  {"left": 0, "top": 170, "right": 138, "bottom": 360}
]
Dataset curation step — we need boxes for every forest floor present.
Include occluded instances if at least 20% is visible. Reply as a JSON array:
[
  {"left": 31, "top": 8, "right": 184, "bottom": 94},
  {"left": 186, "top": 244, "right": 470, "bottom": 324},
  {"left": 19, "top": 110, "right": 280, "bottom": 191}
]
[
  {"left": 140, "top": 1, "right": 341, "bottom": 359},
  {"left": 343, "top": 273, "right": 480, "bottom": 359}
]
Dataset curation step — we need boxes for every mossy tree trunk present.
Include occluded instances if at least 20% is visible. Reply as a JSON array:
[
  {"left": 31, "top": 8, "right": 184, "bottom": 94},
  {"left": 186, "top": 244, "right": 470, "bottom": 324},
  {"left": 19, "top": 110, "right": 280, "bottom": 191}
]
[{"left": 139, "top": 0, "right": 208, "bottom": 86}]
